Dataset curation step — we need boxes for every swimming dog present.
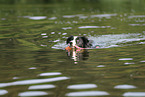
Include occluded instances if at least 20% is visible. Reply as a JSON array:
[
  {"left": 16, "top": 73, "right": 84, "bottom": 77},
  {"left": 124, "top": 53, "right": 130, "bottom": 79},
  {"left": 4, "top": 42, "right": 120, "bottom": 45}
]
[
  {"left": 65, "top": 36, "right": 92, "bottom": 63},
  {"left": 66, "top": 36, "right": 92, "bottom": 50}
]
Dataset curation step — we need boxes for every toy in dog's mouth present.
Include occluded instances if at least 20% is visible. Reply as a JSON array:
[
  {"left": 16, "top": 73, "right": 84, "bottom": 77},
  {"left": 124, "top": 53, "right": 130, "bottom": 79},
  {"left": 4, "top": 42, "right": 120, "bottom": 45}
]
[{"left": 66, "top": 36, "right": 93, "bottom": 49}]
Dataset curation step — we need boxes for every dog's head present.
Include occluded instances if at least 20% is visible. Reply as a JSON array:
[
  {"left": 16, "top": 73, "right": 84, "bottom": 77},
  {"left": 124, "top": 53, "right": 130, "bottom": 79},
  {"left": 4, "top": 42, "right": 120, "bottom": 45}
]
[{"left": 66, "top": 36, "right": 92, "bottom": 48}]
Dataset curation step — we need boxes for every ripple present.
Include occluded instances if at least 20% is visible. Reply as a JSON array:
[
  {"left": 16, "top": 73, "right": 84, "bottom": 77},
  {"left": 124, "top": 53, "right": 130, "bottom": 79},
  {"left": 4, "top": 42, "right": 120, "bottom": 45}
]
[
  {"left": 78, "top": 26, "right": 111, "bottom": 29},
  {"left": 63, "top": 15, "right": 76, "bottom": 18},
  {"left": 123, "top": 92, "right": 145, "bottom": 96},
  {"left": 58, "top": 32, "right": 61, "bottom": 34},
  {"left": 28, "top": 16, "right": 47, "bottom": 20},
  {"left": 18, "top": 91, "right": 48, "bottom": 96},
  {"left": 0, "top": 89, "right": 8, "bottom": 95},
  {"left": 129, "top": 24, "right": 141, "bottom": 26},
  {"left": 79, "top": 16, "right": 88, "bottom": 19},
  {"left": 66, "top": 91, "right": 109, "bottom": 96},
  {"left": 53, "top": 39, "right": 60, "bottom": 43},
  {"left": 29, "top": 84, "right": 55, "bottom": 90},
  {"left": 51, "top": 32, "right": 55, "bottom": 34},
  {"left": 67, "top": 84, "right": 97, "bottom": 89},
  {"left": 38, "top": 72, "right": 62, "bottom": 76},
  {"left": 13, "top": 77, "right": 20, "bottom": 79},
  {"left": 119, "top": 58, "right": 133, "bottom": 61},
  {"left": 42, "top": 36, "right": 48, "bottom": 38},
  {"left": 1, "top": 18, "right": 6, "bottom": 20},
  {"left": 124, "top": 62, "right": 135, "bottom": 65},
  {"left": 140, "top": 60, "right": 145, "bottom": 62},
  {"left": 40, "top": 44, "right": 47, "bottom": 47},
  {"left": 41, "top": 33, "right": 47, "bottom": 36},
  {"left": 0, "top": 83, "right": 10, "bottom": 88},
  {"left": 129, "top": 24, "right": 145, "bottom": 26},
  {"left": 62, "top": 27, "right": 72, "bottom": 30},
  {"left": 0, "top": 77, "right": 69, "bottom": 88},
  {"left": 49, "top": 17, "right": 57, "bottom": 20},
  {"left": 139, "top": 42, "right": 145, "bottom": 44},
  {"left": 62, "top": 33, "right": 67, "bottom": 35},
  {"left": 97, "top": 65, "right": 105, "bottom": 67},
  {"left": 91, "top": 14, "right": 117, "bottom": 18},
  {"left": 29, "top": 67, "right": 37, "bottom": 69},
  {"left": 128, "top": 15, "right": 145, "bottom": 18},
  {"left": 114, "top": 84, "right": 137, "bottom": 89},
  {"left": 62, "top": 14, "right": 83, "bottom": 18}
]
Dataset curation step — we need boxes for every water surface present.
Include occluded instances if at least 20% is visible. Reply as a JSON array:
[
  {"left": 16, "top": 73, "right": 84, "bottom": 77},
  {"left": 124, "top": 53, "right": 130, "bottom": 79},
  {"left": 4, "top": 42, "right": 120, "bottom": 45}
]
[{"left": 1, "top": 0, "right": 145, "bottom": 97}]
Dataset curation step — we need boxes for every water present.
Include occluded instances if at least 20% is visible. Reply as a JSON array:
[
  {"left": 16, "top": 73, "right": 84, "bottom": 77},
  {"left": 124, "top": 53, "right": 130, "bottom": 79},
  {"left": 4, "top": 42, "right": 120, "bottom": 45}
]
[{"left": 1, "top": 0, "right": 145, "bottom": 97}]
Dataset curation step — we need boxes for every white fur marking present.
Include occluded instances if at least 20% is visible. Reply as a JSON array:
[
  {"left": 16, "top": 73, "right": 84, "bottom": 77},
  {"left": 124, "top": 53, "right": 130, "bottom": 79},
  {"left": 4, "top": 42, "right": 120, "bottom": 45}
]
[{"left": 71, "top": 36, "right": 77, "bottom": 47}]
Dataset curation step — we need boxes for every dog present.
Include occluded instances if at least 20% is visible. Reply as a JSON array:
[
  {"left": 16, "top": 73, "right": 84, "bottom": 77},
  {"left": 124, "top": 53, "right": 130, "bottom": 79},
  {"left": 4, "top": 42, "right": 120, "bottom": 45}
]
[
  {"left": 65, "top": 36, "right": 91, "bottom": 64},
  {"left": 66, "top": 36, "right": 92, "bottom": 50}
]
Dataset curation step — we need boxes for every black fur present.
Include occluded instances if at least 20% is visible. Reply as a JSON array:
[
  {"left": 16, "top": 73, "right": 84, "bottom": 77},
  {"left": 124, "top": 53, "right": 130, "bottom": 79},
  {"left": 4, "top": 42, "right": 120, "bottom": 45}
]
[{"left": 66, "top": 35, "right": 74, "bottom": 44}]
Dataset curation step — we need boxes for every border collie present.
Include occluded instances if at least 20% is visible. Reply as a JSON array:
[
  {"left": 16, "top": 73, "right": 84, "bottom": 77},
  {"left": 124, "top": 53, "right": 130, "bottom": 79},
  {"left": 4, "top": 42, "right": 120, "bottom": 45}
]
[{"left": 66, "top": 36, "right": 92, "bottom": 49}]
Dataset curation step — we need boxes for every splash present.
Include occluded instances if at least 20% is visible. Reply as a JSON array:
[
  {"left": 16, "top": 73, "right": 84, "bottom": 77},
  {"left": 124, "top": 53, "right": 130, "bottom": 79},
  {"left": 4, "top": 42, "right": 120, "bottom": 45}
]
[
  {"left": 52, "top": 33, "right": 145, "bottom": 50},
  {"left": 90, "top": 33, "right": 145, "bottom": 48},
  {"left": 52, "top": 42, "right": 67, "bottom": 50}
]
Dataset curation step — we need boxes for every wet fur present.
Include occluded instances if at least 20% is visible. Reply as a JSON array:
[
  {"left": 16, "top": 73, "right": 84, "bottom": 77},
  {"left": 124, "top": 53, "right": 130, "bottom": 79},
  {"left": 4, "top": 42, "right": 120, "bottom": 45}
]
[{"left": 66, "top": 36, "right": 92, "bottom": 48}]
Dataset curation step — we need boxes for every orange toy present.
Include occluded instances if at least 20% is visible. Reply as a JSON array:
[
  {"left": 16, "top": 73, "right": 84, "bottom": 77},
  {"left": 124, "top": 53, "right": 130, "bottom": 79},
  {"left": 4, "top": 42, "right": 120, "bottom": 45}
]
[{"left": 65, "top": 46, "right": 72, "bottom": 51}]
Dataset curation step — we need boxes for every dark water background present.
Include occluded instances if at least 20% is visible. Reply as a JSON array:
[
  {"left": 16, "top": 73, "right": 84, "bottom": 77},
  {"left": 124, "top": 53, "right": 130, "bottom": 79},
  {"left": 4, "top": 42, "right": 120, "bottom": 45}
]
[{"left": 1, "top": 0, "right": 145, "bottom": 97}]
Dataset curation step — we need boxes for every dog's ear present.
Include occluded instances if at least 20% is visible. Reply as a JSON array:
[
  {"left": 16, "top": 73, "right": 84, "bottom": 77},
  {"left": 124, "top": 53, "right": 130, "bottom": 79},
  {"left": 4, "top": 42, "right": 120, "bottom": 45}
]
[
  {"left": 81, "top": 36, "right": 89, "bottom": 43},
  {"left": 81, "top": 36, "right": 92, "bottom": 47},
  {"left": 66, "top": 36, "right": 74, "bottom": 44}
]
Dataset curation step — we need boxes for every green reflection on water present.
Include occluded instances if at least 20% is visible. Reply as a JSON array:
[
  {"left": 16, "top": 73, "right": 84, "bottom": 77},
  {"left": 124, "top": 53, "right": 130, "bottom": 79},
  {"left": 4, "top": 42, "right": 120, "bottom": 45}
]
[{"left": 0, "top": 0, "right": 145, "bottom": 97}]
